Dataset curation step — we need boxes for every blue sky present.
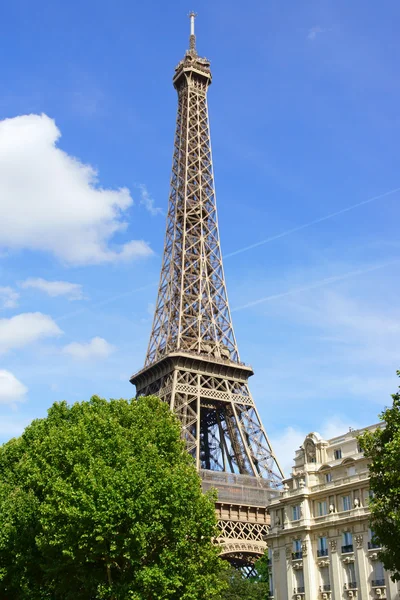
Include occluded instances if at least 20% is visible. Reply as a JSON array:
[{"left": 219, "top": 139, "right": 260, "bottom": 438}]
[{"left": 1, "top": 0, "right": 400, "bottom": 473}]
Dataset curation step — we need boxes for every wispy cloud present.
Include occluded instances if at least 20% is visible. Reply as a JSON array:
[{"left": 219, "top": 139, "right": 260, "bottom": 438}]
[
  {"left": 0, "top": 414, "right": 32, "bottom": 440},
  {"left": 0, "top": 287, "right": 19, "bottom": 309},
  {"left": 138, "top": 184, "right": 162, "bottom": 216},
  {"left": 308, "top": 26, "right": 326, "bottom": 41},
  {"left": 21, "top": 278, "right": 85, "bottom": 301},
  {"left": 63, "top": 336, "right": 115, "bottom": 360}
]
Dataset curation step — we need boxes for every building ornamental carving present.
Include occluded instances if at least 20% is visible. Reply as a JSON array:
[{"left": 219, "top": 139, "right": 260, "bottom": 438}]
[{"left": 355, "top": 534, "right": 363, "bottom": 549}]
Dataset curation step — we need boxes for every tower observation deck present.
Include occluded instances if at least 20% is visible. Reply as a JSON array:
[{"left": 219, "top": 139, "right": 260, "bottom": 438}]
[{"left": 130, "top": 14, "right": 283, "bottom": 569}]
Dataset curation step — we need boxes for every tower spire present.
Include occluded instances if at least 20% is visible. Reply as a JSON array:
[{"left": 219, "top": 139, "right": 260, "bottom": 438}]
[{"left": 188, "top": 11, "right": 197, "bottom": 54}]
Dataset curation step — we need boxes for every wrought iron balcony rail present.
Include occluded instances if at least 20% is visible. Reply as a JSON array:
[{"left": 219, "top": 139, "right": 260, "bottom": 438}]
[
  {"left": 344, "top": 582, "right": 357, "bottom": 590},
  {"left": 317, "top": 549, "right": 329, "bottom": 557},
  {"left": 341, "top": 544, "right": 354, "bottom": 553},
  {"left": 319, "top": 584, "right": 331, "bottom": 591},
  {"left": 294, "top": 587, "right": 305, "bottom": 594},
  {"left": 368, "top": 541, "right": 381, "bottom": 549},
  {"left": 372, "top": 579, "right": 385, "bottom": 586},
  {"left": 292, "top": 551, "right": 303, "bottom": 560}
]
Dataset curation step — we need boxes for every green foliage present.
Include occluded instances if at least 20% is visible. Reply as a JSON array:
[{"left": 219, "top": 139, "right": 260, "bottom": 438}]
[
  {"left": 0, "top": 395, "right": 225, "bottom": 599},
  {"left": 218, "top": 552, "right": 269, "bottom": 600},
  {"left": 359, "top": 371, "right": 400, "bottom": 580}
]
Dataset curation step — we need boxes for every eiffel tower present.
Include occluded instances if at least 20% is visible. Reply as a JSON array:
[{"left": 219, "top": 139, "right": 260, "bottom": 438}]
[{"left": 131, "top": 13, "right": 283, "bottom": 569}]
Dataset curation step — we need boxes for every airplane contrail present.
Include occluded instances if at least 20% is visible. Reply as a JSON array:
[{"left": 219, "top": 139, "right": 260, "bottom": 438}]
[
  {"left": 231, "top": 259, "right": 400, "bottom": 312},
  {"left": 224, "top": 186, "right": 400, "bottom": 259},
  {"left": 56, "top": 186, "right": 400, "bottom": 322},
  {"left": 56, "top": 282, "right": 158, "bottom": 323}
]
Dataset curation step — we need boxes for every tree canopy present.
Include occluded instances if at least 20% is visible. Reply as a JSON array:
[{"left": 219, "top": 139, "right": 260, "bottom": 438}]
[
  {"left": 0, "top": 395, "right": 225, "bottom": 599},
  {"left": 218, "top": 553, "right": 269, "bottom": 600},
  {"left": 359, "top": 371, "right": 400, "bottom": 580}
]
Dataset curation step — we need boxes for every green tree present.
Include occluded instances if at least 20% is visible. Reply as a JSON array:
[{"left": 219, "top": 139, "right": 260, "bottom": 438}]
[
  {"left": 0, "top": 395, "right": 225, "bottom": 599},
  {"left": 359, "top": 371, "right": 400, "bottom": 580},
  {"left": 218, "top": 552, "right": 269, "bottom": 600}
]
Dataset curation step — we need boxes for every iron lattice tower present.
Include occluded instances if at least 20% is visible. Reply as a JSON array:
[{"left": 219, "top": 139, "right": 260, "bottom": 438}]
[{"left": 131, "top": 14, "right": 283, "bottom": 569}]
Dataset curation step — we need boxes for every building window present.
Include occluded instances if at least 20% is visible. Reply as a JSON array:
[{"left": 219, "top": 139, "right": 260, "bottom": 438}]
[
  {"left": 357, "top": 443, "right": 362, "bottom": 453},
  {"left": 320, "top": 565, "right": 330, "bottom": 591},
  {"left": 334, "top": 448, "right": 342, "bottom": 460},
  {"left": 294, "top": 570, "right": 305, "bottom": 594},
  {"left": 342, "top": 495, "right": 351, "bottom": 511},
  {"left": 342, "top": 532, "right": 353, "bottom": 553},
  {"left": 345, "top": 562, "right": 357, "bottom": 588},
  {"left": 293, "top": 539, "right": 302, "bottom": 552},
  {"left": 292, "top": 505, "right": 301, "bottom": 521},
  {"left": 317, "top": 501, "right": 328, "bottom": 516},
  {"left": 325, "top": 472, "right": 332, "bottom": 483},
  {"left": 292, "top": 539, "right": 302, "bottom": 559},
  {"left": 372, "top": 562, "right": 385, "bottom": 586},
  {"left": 317, "top": 537, "right": 328, "bottom": 557},
  {"left": 368, "top": 529, "right": 381, "bottom": 550}
]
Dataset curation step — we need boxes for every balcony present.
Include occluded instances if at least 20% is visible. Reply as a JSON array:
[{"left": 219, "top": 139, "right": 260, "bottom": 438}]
[
  {"left": 341, "top": 544, "right": 354, "bottom": 553},
  {"left": 345, "top": 582, "right": 357, "bottom": 590},
  {"left": 294, "top": 587, "right": 305, "bottom": 593},
  {"left": 319, "top": 584, "right": 331, "bottom": 591},
  {"left": 372, "top": 579, "right": 385, "bottom": 587},
  {"left": 292, "top": 551, "right": 303, "bottom": 560},
  {"left": 317, "top": 549, "right": 329, "bottom": 557},
  {"left": 368, "top": 541, "right": 381, "bottom": 549}
]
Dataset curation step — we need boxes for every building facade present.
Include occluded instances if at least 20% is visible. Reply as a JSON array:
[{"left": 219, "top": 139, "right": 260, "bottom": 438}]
[{"left": 266, "top": 425, "right": 399, "bottom": 600}]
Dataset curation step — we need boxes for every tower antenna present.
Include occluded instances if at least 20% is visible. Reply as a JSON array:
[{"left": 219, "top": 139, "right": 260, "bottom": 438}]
[{"left": 188, "top": 11, "right": 197, "bottom": 53}]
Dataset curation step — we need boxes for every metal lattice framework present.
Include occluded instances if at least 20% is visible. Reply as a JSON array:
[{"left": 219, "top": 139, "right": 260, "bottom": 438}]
[{"left": 130, "top": 14, "right": 283, "bottom": 567}]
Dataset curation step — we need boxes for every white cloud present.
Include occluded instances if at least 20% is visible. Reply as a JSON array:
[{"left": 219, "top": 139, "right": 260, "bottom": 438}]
[
  {"left": 63, "top": 336, "right": 115, "bottom": 360},
  {"left": 0, "top": 312, "right": 62, "bottom": 354},
  {"left": 308, "top": 26, "right": 325, "bottom": 41},
  {"left": 0, "top": 114, "right": 154, "bottom": 265},
  {"left": 0, "top": 287, "right": 19, "bottom": 309},
  {"left": 21, "top": 277, "right": 85, "bottom": 300},
  {"left": 0, "top": 370, "right": 28, "bottom": 405},
  {"left": 138, "top": 184, "right": 162, "bottom": 216}
]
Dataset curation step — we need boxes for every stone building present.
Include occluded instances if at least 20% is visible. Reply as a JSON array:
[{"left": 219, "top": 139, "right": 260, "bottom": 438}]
[{"left": 265, "top": 424, "right": 399, "bottom": 600}]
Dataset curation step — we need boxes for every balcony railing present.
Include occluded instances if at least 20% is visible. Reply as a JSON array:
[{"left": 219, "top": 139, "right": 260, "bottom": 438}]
[
  {"left": 341, "top": 544, "right": 354, "bottom": 553},
  {"left": 200, "top": 469, "right": 276, "bottom": 505},
  {"left": 294, "top": 587, "right": 305, "bottom": 594},
  {"left": 372, "top": 579, "right": 385, "bottom": 587},
  {"left": 345, "top": 582, "right": 357, "bottom": 590},
  {"left": 292, "top": 551, "right": 303, "bottom": 560},
  {"left": 317, "top": 549, "right": 329, "bottom": 557},
  {"left": 368, "top": 541, "right": 381, "bottom": 549},
  {"left": 319, "top": 584, "right": 331, "bottom": 591}
]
